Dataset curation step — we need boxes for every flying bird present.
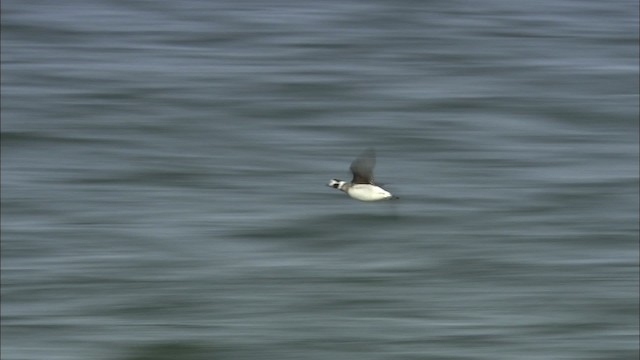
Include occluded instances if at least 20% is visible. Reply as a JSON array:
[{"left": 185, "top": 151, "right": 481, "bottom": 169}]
[{"left": 327, "top": 148, "right": 398, "bottom": 201}]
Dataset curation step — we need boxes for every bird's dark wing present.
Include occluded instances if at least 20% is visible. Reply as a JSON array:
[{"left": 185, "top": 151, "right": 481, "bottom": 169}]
[{"left": 350, "top": 148, "right": 376, "bottom": 184}]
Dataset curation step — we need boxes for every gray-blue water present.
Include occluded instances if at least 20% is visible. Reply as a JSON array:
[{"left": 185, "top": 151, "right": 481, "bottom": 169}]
[{"left": 2, "top": 1, "right": 638, "bottom": 359}]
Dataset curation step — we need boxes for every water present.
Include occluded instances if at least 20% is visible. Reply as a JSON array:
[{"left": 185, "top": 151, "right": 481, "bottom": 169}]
[{"left": 2, "top": 1, "right": 638, "bottom": 359}]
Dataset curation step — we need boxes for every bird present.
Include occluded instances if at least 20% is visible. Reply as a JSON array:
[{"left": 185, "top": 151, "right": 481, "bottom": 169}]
[{"left": 327, "top": 148, "right": 398, "bottom": 201}]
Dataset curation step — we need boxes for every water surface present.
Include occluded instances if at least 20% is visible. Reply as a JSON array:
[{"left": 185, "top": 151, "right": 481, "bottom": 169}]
[{"left": 2, "top": 1, "right": 638, "bottom": 359}]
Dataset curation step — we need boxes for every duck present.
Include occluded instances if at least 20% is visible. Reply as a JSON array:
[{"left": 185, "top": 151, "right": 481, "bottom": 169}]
[{"left": 327, "top": 148, "right": 398, "bottom": 201}]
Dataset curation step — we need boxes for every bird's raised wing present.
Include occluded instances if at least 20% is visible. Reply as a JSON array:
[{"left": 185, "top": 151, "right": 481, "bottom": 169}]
[{"left": 350, "top": 148, "right": 376, "bottom": 184}]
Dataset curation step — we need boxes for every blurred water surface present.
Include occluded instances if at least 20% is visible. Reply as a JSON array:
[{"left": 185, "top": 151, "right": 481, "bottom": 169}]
[{"left": 2, "top": 0, "right": 638, "bottom": 359}]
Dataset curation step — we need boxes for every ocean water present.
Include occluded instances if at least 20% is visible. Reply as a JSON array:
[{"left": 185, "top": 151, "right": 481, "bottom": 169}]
[{"left": 2, "top": 0, "right": 638, "bottom": 359}]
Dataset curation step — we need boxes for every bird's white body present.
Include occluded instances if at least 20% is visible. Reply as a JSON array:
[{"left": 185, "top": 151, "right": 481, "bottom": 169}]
[
  {"left": 346, "top": 184, "right": 394, "bottom": 201},
  {"left": 328, "top": 179, "right": 394, "bottom": 201}
]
